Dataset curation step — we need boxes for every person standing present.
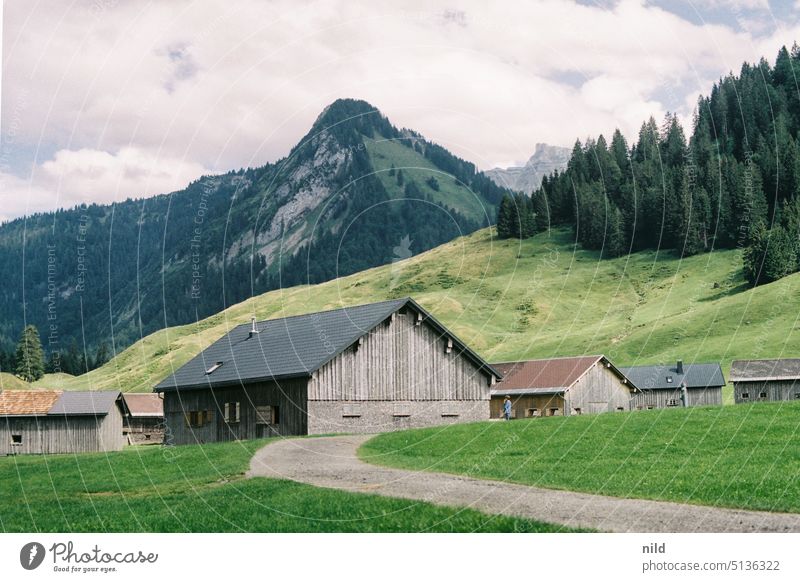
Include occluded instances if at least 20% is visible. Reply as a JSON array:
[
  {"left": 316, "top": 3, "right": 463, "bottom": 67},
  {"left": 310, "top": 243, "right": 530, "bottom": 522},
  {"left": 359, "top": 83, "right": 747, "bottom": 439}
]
[{"left": 503, "top": 395, "right": 512, "bottom": 420}]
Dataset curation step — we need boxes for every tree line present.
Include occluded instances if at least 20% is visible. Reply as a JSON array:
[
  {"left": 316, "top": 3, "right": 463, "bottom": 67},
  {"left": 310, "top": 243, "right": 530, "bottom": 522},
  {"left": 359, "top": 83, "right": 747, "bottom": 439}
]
[
  {"left": 498, "top": 44, "right": 800, "bottom": 287},
  {"left": 0, "top": 325, "right": 110, "bottom": 382}
]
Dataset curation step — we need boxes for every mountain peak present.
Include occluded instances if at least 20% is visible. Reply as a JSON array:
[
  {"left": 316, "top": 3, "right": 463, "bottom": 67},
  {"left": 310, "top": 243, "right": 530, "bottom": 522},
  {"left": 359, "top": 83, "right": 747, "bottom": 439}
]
[{"left": 311, "top": 98, "right": 386, "bottom": 133}]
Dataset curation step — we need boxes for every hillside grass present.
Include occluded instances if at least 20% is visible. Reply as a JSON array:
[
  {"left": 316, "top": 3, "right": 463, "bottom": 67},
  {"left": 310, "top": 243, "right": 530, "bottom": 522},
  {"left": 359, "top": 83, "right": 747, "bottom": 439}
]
[
  {"left": 0, "top": 440, "right": 571, "bottom": 533},
  {"left": 23, "top": 226, "right": 800, "bottom": 395},
  {"left": 360, "top": 402, "right": 800, "bottom": 513},
  {"left": 365, "top": 137, "right": 490, "bottom": 223}
]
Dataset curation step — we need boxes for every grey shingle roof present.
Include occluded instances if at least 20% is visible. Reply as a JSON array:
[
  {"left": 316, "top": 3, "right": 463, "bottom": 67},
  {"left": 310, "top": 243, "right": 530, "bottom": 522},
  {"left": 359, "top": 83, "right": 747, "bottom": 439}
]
[
  {"left": 155, "top": 297, "right": 498, "bottom": 391},
  {"left": 730, "top": 359, "right": 800, "bottom": 382},
  {"left": 48, "top": 391, "right": 121, "bottom": 416},
  {"left": 620, "top": 362, "right": 725, "bottom": 390}
]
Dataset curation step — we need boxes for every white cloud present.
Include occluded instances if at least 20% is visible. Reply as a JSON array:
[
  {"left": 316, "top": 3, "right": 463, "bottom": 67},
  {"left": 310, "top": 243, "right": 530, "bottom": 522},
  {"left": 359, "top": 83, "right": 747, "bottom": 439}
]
[
  {"left": 0, "top": 147, "right": 214, "bottom": 222},
  {"left": 3, "top": 0, "right": 800, "bottom": 219}
]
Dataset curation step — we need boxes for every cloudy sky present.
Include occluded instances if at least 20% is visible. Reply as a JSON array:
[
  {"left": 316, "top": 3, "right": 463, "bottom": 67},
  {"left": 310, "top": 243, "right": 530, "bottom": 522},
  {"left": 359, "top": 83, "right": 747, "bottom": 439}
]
[{"left": 2, "top": 0, "right": 800, "bottom": 221}]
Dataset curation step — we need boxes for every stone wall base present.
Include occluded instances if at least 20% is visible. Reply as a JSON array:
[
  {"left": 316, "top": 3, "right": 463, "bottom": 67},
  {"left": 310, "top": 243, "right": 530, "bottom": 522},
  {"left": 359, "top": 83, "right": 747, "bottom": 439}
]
[{"left": 307, "top": 400, "right": 490, "bottom": 435}]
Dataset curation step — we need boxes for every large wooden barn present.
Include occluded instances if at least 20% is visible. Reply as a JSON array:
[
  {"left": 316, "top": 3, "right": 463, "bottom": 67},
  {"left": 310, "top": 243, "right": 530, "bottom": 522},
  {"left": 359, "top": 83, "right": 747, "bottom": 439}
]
[
  {"left": 489, "top": 355, "right": 637, "bottom": 418},
  {"left": 621, "top": 360, "right": 725, "bottom": 408},
  {"left": 154, "top": 298, "right": 500, "bottom": 444},
  {"left": 0, "top": 390, "right": 126, "bottom": 455},
  {"left": 730, "top": 359, "right": 800, "bottom": 403}
]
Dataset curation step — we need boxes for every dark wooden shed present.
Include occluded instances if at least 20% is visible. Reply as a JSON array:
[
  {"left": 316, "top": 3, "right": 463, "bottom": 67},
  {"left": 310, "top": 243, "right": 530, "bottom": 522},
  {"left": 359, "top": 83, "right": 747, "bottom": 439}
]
[
  {"left": 730, "top": 359, "right": 800, "bottom": 403},
  {"left": 154, "top": 298, "right": 500, "bottom": 445}
]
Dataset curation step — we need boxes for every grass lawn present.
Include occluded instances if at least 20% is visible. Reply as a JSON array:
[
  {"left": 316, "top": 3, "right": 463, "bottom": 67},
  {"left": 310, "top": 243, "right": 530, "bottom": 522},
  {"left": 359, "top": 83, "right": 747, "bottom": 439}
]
[
  {"left": 360, "top": 402, "right": 800, "bottom": 514},
  {"left": 0, "top": 440, "right": 575, "bottom": 533},
  {"left": 24, "top": 227, "right": 800, "bottom": 400}
]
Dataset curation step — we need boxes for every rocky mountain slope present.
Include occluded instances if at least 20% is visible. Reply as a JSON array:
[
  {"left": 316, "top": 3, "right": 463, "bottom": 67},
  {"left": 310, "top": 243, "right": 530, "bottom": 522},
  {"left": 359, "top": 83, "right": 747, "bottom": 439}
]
[
  {"left": 486, "top": 143, "right": 570, "bottom": 194},
  {"left": 0, "top": 99, "right": 507, "bottom": 362}
]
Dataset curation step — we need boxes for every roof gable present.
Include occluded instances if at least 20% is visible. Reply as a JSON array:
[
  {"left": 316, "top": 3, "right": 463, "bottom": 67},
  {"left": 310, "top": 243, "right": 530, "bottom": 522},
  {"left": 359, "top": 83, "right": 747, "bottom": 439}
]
[
  {"left": 730, "top": 359, "right": 800, "bottom": 382},
  {"left": 0, "top": 390, "right": 62, "bottom": 415},
  {"left": 155, "top": 297, "right": 498, "bottom": 391},
  {"left": 620, "top": 362, "right": 725, "bottom": 390}
]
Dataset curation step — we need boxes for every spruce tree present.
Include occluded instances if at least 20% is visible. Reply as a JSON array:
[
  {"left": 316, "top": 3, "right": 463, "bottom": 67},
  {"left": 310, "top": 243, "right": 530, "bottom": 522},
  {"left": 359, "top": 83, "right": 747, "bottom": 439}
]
[
  {"left": 517, "top": 194, "right": 536, "bottom": 238},
  {"left": 532, "top": 192, "right": 550, "bottom": 232},
  {"left": 496, "top": 194, "right": 515, "bottom": 239},
  {"left": 15, "top": 325, "right": 45, "bottom": 382}
]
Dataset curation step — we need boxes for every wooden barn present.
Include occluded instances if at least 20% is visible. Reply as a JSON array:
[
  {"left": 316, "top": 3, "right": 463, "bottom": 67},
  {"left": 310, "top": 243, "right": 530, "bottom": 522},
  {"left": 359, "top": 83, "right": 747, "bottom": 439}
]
[
  {"left": 121, "top": 393, "right": 165, "bottom": 444},
  {"left": 621, "top": 360, "right": 724, "bottom": 409},
  {"left": 0, "top": 390, "right": 126, "bottom": 455},
  {"left": 490, "top": 355, "right": 637, "bottom": 418},
  {"left": 154, "top": 298, "right": 500, "bottom": 445},
  {"left": 730, "top": 359, "right": 800, "bottom": 403}
]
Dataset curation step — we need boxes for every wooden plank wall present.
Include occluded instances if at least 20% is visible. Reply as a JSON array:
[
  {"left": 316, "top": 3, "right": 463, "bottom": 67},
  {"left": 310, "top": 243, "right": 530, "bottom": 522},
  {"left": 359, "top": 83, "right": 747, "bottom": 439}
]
[
  {"left": 564, "top": 363, "right": 634, "bottom": 415},
  {"left": 0, "top": 406, "right": 125, "bottom": 455},
  {"left": 733, "top": 380, "right": 800, "bottom": 404},
  {"left": 490, "top": 394, "right": 565, "bottom": 418},
  {"left": 308, "top": 310, "right": 491, "bottom": 402},
  {"left": 633, "top": 387, "right": 722, "bottom": 408},
  {"left": 162, "top": 378, "right": 308, "bottom": 445}
]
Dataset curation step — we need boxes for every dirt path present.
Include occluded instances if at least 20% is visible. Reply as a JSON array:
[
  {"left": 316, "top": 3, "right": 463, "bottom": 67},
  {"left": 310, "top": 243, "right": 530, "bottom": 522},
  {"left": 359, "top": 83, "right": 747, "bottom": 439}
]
[{"left": 248, "top": 435, "right": 800, "bottom": 533}]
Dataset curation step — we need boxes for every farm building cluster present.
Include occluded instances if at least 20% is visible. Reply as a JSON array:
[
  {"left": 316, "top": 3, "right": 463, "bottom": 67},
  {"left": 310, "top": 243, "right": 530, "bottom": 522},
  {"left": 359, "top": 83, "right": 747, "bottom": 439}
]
[
  {"left": 3, "top": 297, "right": 799, "bottom": 453},
  {"left": 0, "top": 391, "right": 163, "bottom": 454}
]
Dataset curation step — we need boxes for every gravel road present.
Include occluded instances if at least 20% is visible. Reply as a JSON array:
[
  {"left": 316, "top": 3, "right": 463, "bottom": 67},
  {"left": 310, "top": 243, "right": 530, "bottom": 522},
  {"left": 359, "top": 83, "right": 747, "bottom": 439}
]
[{"left": 248, "top": 434, "right": 800, "bottom": 533}]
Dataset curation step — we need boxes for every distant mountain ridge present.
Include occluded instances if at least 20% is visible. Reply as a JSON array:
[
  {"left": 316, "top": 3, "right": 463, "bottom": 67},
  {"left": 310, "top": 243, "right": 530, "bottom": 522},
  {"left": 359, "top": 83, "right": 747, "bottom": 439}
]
[
  {"left": 486, "top": 143, "right": 570, "bottom": 194},
  {"left": 0, "top": 98, "right": 508, "bottom": 366}
]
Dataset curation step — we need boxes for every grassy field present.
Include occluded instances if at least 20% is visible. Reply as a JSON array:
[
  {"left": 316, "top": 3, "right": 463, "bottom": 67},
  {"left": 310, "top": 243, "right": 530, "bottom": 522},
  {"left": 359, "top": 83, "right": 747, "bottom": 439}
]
[
  {"left": 0, "top": 440, "right": 576, "bottom": 533},
  {"left": 20, "top": 226, "right": 800, "bottom": 396},
  {"left": 360, "top": 402, "right": 800, "bottom": 514}
]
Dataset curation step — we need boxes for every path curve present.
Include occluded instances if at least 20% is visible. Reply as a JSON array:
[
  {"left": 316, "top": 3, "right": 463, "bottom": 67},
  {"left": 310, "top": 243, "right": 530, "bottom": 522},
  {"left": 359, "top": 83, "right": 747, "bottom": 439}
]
[{"left": 248, "top": 435, "right": 800, "bottom": 533}]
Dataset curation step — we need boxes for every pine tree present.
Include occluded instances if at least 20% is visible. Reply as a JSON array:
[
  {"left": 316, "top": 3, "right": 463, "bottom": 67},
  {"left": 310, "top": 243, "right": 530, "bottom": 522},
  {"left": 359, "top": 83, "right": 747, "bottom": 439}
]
[
  {"left": 496, "top": 194, "right": 516, "bottom": 239},
  {"left": 15, "top": 325, "right": 45, "bottom": 382},
  {"left": 517, "top": 194, "right": 536, "bottom": 238},
  {"left": 744, "top": 224, "right": 797, "bottom": 285},
  {"left": 532, "top": 192, "right": 550, "bottom": 232},
  {"left": 92, "top": 342, "right": 110, "bottom": 370}
]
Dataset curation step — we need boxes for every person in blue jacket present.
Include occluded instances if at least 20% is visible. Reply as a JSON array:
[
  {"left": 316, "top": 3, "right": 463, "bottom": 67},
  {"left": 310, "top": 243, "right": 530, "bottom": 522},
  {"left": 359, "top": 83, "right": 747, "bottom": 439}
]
[{"left": 503, "top": 395, "right": 512, "bottom": 420}]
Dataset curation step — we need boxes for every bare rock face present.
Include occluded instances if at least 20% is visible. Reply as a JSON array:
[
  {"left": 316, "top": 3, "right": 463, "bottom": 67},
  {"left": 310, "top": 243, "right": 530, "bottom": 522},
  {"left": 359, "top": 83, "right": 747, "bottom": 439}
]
[{"left": 486, "top": 143, "right": 570, "bottom": 194}]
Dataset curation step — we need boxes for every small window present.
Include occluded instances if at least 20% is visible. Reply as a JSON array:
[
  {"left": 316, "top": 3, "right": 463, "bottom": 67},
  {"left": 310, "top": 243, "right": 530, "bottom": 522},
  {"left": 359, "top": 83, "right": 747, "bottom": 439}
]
[
  {"left": 11, "top": 434, "right": 22, "bottom": 445},
  {"left": 759, "top": 392, "right": 767, "bottom": 399},
  {"left": 573, "top": 408, "right": 582, "bottom": 415},
  {"left": 666, "top": 376, "right": 673, "bottom": 383},
  {"left": 667, "top": 399, "right": 679, "bottom": 407},
  {"left": 526, "top": 408, "right": 539, "bottom": 417},
  {"left": 616, "top": 407, "right": 625, "bottom": 412},
  {"left": 205, "top": 361, "right": 223, "bottom": 375},
  {"left": 185, "top": 410, "right": 212, "bottom": 428},
  {"left": 795, "top": 393, "right": 800, "bottom": 399},
  {"left": 256, "top": 405, "right": 280, "bottom": 425},
  {"left": 224, "top": 402, "right": 240, "bottom": 424},
  {"left": 144, "top": 434, "right": 151, "bottom": 440},
  {"left": 342, "top": 404, "right": 362, "bottom": 418},
  {"left": 393, "top": 403, "right": 411, "bottom": 417},
  {"left": 741, "top": 392, "right": 749, "bottom": 399},
  {"left": 548, "top": 408, "right": 560, "bottom": 416},
  {"left": 646, "top": 405, "right": 655, "bottom": 410}
]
